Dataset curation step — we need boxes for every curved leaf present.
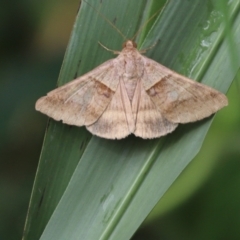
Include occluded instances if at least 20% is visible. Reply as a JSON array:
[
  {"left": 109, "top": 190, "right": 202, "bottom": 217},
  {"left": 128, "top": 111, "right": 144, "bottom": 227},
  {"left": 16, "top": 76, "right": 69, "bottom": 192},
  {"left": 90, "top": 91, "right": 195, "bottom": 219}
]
[{"left": 23, "top": 0, "right": 240, "bottom": 239}]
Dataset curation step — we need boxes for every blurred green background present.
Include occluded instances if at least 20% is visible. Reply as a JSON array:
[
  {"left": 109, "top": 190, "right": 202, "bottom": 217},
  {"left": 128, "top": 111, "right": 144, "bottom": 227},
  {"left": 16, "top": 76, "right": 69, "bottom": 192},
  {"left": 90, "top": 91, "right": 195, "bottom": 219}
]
[{"left": 1, "top": 1, "right": 239, "bottom": 240}]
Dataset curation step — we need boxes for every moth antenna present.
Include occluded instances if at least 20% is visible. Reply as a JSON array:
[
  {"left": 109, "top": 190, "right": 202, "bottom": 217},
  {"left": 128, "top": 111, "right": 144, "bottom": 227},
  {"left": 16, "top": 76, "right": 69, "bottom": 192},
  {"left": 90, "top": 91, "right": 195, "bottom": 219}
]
[
  {"left": 139, "top": 40, "right": 159, "bottom": 53},
  {"left": 131, "top": 6, "right": 164, "bottom": 41},
  {"left": 98, "top": 41, "right": 120, "bottom": 54},
  {"left": 82, "top": 0, "right": 127, "bottom": 41}
]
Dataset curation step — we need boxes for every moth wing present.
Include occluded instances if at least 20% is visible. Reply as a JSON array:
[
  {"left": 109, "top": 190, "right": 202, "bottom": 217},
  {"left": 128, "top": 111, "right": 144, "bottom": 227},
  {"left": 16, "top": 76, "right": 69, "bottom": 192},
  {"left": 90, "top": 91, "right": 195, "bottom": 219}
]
[
  {"left": 132, "top": 80, "right": 178, "bottom": 139},
  {"left": 87, "top": 79, "right": 135, "bottom": 139},
  {"left": 142, "top": 56, "right": 228, "bottom": 123},
  {"left": 35, "top": 59, "right": 118, "bottom": 126}
]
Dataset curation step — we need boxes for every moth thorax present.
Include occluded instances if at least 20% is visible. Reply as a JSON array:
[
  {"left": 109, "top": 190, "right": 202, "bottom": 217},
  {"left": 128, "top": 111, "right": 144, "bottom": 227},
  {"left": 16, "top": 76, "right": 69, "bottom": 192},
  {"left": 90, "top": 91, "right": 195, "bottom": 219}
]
[{"left": 123, "top": 40, "right": 137, "bottom": 49}]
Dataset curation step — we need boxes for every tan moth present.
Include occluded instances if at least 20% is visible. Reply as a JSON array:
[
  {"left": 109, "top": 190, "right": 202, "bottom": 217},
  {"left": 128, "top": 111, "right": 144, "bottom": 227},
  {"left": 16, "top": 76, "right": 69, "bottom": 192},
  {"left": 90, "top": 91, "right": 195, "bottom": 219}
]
[{"left": 35, "top": 6, "right": 228, "bottom": 139}]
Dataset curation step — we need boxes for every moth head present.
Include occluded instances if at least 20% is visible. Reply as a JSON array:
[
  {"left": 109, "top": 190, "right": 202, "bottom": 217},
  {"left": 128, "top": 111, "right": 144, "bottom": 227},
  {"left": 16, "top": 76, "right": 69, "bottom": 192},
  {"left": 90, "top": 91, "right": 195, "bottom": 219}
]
[{"left": 123, "top": 40, "right": 137, "bottom": 49}]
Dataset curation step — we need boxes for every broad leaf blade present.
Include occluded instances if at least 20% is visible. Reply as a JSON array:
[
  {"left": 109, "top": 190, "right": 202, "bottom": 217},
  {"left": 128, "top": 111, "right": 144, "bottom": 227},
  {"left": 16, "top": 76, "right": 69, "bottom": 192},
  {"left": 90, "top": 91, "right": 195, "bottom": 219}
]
[{"left": 23, "top": 0, "right": 240, "bottom": 240}]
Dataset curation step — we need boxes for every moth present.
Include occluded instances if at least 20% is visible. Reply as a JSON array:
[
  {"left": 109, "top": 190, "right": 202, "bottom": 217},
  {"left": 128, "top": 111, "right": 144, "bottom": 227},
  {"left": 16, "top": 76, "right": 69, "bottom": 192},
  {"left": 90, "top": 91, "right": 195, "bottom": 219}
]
[{"left": 36, "top": 38, "right": 228, "bottom": 139}]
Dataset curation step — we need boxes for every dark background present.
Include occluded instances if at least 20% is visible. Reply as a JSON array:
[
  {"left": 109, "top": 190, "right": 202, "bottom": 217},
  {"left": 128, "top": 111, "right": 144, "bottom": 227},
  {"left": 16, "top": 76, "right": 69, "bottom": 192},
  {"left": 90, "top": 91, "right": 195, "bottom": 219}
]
[{"left": 1, "top": 1, "right": 240, "bottom": 240}]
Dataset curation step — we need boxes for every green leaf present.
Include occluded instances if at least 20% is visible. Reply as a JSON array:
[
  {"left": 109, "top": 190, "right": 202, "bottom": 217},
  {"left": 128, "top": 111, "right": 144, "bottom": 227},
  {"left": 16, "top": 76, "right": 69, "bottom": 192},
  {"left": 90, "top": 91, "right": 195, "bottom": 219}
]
[{"left": 23, "top": 0, "right": 240, "bottom": 239}]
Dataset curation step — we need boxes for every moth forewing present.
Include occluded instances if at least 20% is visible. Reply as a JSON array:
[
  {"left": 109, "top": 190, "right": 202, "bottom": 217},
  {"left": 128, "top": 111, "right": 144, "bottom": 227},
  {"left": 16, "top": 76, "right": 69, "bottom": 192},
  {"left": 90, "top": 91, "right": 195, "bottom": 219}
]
[{"left": 141, "top": 58, "right": 228, "bottom": 123}]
